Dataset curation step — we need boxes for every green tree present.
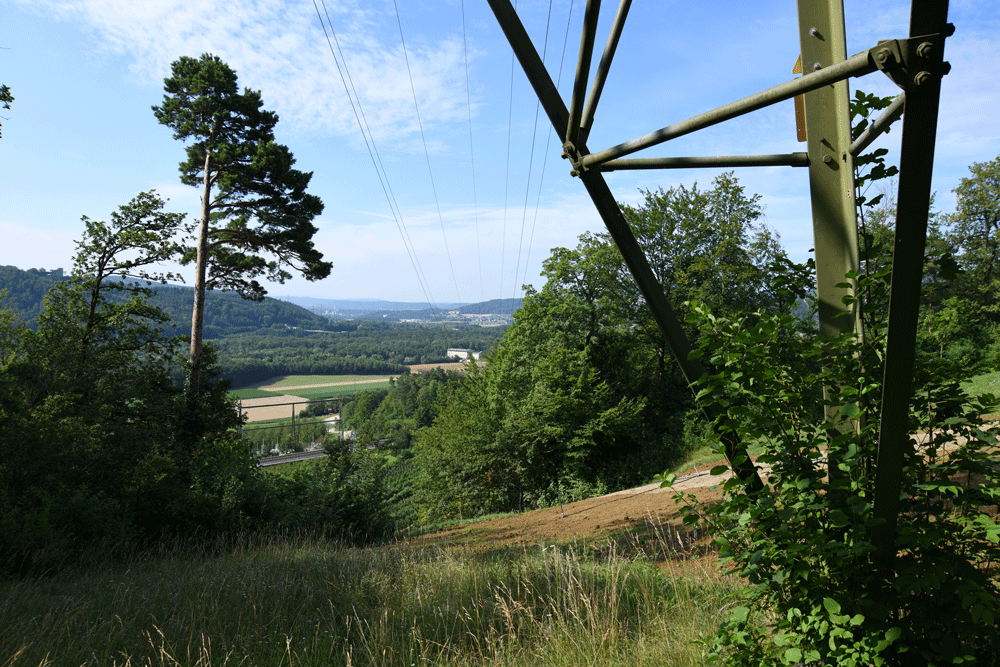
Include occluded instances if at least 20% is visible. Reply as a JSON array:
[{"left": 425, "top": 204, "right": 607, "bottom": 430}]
[
  {"left": 948, "top": 154, "right": 1000, "bottom": 322},
  {"left": 671, "top": 262, "right": 1000, "bottom": 665},
  {"left": 412, "top": 173, "right": 787, "bottom": 521},
  {"left": 620, "top": 173, "right": 786, "bottom": 319},
  {"left": 0, "top": 83, "right": 12, "bottom": 138},
  {"left": 71, "top": 190, "right": 186, "bottom": 357},
  {"left": 152, "top": 53, "right": 331, "bottom": 384},
  {"left": 0, "top": 195, "right": 248, "bottom": 567}
]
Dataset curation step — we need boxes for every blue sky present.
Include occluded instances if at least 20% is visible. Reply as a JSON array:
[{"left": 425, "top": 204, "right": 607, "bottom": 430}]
[{"left": 2, "top": 0, "right": 997, "bottom": 304}]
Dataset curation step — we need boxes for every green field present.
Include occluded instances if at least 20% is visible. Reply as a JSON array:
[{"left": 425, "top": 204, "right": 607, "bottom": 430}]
[
  {"left": 254, "top": 374, "right": 396, "bottom": 388},
  {"left": 228, "top": 387, "right": 283, "bottom": 400},
  {"left": 964, "top": 369, "right": 1000, "bottom": 418},
  {"left": 230, "top": 375, "right": 397, "bottom": 401},
  {"left": 242, "top": 415, "right": 329, "bottom": 429},
  {"left": 282, "top": 380, "right": 394, "bottom": 400}
]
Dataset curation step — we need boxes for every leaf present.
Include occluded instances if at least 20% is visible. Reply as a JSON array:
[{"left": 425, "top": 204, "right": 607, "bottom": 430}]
[
  {"left": 658, "top": 472, "right": 677, "bottom": 489},
  {"left": 710, "top": 465, "right": 730, "bottom": 476},
  {"left": 838, "top": 402, "right": 860, "bottom": 417},
  {"left": 823, "top": 597, "right": 842, "bottom": 615},
  {"left": 784, "top": 647, "right": 802, "bottom": 663},
  {"left": 730, "top": 606, "right": 750, "bottom": 623}
]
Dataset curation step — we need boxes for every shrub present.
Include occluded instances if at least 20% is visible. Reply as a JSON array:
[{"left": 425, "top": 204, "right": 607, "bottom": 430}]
[{"left": 667, "top": 262, "right": 1000, "bottom": 665}]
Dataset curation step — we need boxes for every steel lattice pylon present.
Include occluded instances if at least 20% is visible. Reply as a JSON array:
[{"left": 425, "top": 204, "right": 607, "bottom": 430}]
[{"left": 487, "top": 0, "right": 951, "bottom": 609}]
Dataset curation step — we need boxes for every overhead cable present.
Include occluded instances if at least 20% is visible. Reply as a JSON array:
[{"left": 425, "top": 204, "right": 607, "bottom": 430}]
[
  {"left": 312, "top": 0, "right": 440, "bottom": 315},
  {"left": 393, "top": 0, "right": 463, "bottom": 303},
  {"left": 512, "top": 0, "right": 555, "bottom": 304},
  {"left": 461, "top": 0, "right": 485, "bottom": 302},
  {"left": 522, "top": 0, "right": 577, "bottom": 290}
]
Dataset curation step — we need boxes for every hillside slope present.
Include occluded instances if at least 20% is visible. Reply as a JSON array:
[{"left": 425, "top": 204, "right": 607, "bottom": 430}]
[{"left": 0, "top": 265, "right": 336, "bottom": 336}]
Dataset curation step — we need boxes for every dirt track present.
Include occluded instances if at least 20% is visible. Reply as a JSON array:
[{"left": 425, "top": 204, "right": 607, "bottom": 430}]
[
  {"left": 409, "top": 424, "right": 997, "bottom": 555},
  {"left": 409, "top": 461, "right": 737, "bottom": 552}
]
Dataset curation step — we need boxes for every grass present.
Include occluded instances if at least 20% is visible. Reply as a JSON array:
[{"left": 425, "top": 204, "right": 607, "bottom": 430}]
[
  {"left": 263, "top": 457, "right": 324, "bottom": 477},
  {"left": 242, "top": 415, "right": 329, "bottom": 429},
  {"left": 666, "top": 440, "right": 767, "bottom": 479},
  {"left": 254, "top": 374, "right": 395, "bottom": 389},
  {"left": 965, "top": 369, "right": 1000, "bottom": 414},
  {"left": 284, "top": 381, "right": 395, "bottom": 400},
  {"left": 0, "top": 534, "right": 737, "bottom": 667},
  {"left": 228, "top": 387, "right": 285, "bottom": 400},
  {"left": 229, "top": 375, "right": 398, "bottom": 401}
]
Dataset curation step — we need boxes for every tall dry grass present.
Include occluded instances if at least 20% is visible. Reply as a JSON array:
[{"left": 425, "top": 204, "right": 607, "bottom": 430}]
[{"left": 1, "top": 532, "right": 738, "bottom": 667}]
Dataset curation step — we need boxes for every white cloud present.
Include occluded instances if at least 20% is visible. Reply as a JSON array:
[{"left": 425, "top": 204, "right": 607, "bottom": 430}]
[{"left": 15, "top": 0, "right": 474, "bottom": 146}]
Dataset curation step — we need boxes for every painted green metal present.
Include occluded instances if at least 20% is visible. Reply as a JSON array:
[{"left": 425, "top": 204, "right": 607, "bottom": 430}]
[
  {"left": 487, "top": 1, "right": 952, "bottom": 595},
  {"left": 795, "top": 0, "right": 863, "bottom": 482},
  {"left": 566, "top": 0, "right": 602, "bottom": 150},
  {"left": 601, "top": 153, "right": 809, "bottom": 171},
  {"left": 580, "top": 0, "right": 633, "bottom": 144},
  {"left": 486, "top": 0, "right": 766, "bottom": 494},
  {"left": 849, "top": 93, "right": 904, "bottom": 157},
  {"left": 799, "top": 0, "right": 861, "bottom": 343},
  {"left": 579, "top": 50, "right": 876, "bottom": 171},
  {"left": 871, "top": 0, "right": 950, "bottom": 614}
]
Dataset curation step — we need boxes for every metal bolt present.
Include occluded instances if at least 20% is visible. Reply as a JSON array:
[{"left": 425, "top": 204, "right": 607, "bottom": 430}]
[
  {"left": 823, "top": 155, "right": 834, "bottom": 164},
  {"left": 916, "top": 41, "right": 934, "bottom": 58},
  {"left": 809, "top": 27, "right": 820, "bottom": 38},
  {"left": 913, "top": 71, "right": 933, "bottom": 86},
  {"left": 813, "top": 62, "right": 822, "bottom": 71},
  {"left": 875, "top": 49, "right": 890, "bottom": 65}
]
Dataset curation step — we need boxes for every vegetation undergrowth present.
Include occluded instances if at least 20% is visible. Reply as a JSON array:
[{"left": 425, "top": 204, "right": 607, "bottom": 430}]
[
  {"left": 665, "top": 258, "right": 1000, "bottom": 666},
  {"left": 1, "top": 532, "right": 739, "bottom": 667}
]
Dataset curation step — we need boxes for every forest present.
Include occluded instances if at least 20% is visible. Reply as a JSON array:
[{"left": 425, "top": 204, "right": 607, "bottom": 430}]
[{"left": 0, "top": 265, "right": 506, "bottom": 386}]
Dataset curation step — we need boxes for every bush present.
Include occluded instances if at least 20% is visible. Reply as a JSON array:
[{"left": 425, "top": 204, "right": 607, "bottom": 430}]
[{"left": 667, "top": 262, "right": 1000, "bottom": 665}]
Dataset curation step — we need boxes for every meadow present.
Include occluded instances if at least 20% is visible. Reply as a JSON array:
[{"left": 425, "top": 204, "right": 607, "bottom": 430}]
[
  {"left": 230, "top": 374, "right": 397, "bottom": 403},
  {"left": 0, "top": 532, "right": 735, "bottom": 667}
]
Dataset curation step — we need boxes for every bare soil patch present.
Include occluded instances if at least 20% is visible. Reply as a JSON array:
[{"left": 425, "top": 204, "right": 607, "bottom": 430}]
[
  {"left": 407, "top": 362, "right": 472, "bottom": 374},
  {"left": 408, "top": 460, "right": 736, "bottom": 554},
  {"left": 238, "top": 394, "right": 310, "bottom": 422}
]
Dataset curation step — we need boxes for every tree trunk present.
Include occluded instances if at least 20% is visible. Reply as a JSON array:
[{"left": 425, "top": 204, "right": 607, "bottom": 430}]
[{"left": 189, "top": 151, "right": 212, "bottom": 391}]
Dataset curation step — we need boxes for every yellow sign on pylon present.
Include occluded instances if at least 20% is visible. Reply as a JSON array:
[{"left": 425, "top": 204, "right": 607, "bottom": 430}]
[{"left": 793, "top": 54, "right": 806, "bottom": 142}]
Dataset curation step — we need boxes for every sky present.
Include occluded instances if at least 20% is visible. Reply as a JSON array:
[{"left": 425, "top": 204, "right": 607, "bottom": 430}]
[{"left": 1, "top": 0, "right": 997, "bottom": 304}]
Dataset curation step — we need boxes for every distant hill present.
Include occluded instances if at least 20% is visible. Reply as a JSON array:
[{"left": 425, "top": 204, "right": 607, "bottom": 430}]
[
  {"left": 0, "top": 265, "right": 68, "bottom": 324},
  {"left": 279, "top": 296, "right": 466, "bottom": 314},
  {"left": 0, "top": 265, "right": 338, "bottom": 338},
  {"left": 277, "top": 295, "right": 523, "bottom": 322},
  {"left": 458, "top": 298, "right": 522, "bottom": 315}
]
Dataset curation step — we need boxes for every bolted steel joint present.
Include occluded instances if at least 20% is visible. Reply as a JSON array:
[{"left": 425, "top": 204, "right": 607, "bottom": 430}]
[
  {"left": 913, "top": 71, "right": 934, "bottom": 87},
  {"left": 916, "top": 41, "right": 935, "bottom": 59},
  {"left": 562, "top": 141, "right": 586, "bottom": 178}
]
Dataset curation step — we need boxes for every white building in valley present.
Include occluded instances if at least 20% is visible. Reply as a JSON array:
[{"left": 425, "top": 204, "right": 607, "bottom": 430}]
[{"left": 446, "top": 348, "right": 482, "bottom": 361}]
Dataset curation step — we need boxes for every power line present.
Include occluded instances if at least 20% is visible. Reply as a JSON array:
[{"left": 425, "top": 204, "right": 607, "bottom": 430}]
[
  {"left": 312, "top": 0, "right": 440, "bottom": 314},
  {"left": 500, "top": 20, "right": 517, "bottom": 309},
  {"left": 318, "top": 3, "right": 436, "bottom": 311},
  {"left": 393, "top": 0, "right": 462, "bottom": 304},
  {"left": 512, "top": 0, "right": 555, "bottom": 304},
  {"left": 461, "top": 0, "right": 485, "bottom": 303},
  {"left": 522, "top": 0, "right": 577, "bottom": 291}
]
